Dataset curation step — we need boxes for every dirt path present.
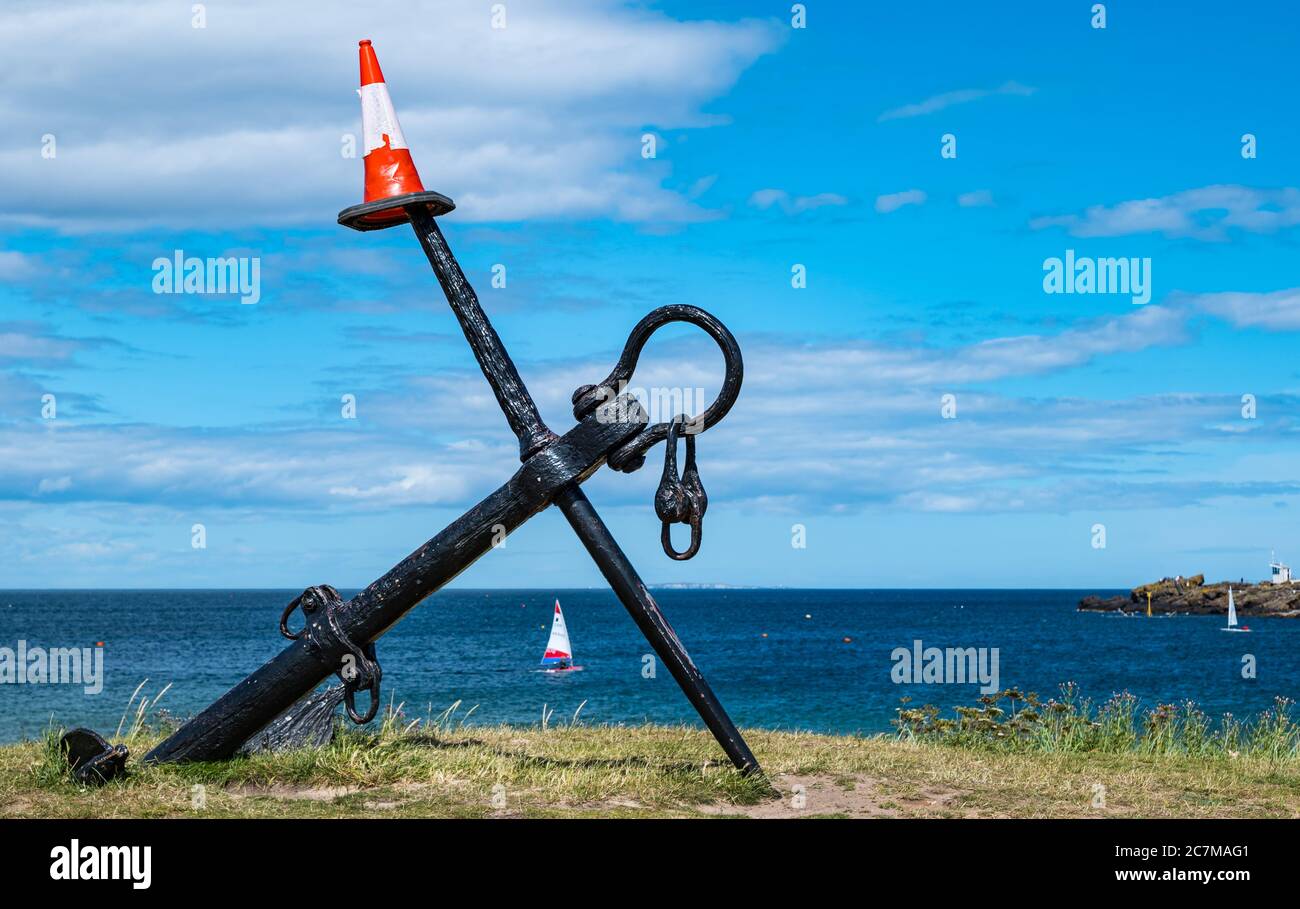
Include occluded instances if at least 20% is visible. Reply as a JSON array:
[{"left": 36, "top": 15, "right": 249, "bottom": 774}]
[{"left": 702, "top": 773, "right": 969, "bottom": 818}]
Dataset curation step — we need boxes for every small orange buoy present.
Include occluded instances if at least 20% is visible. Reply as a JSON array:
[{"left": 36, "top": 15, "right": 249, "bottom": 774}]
[{"left": 842, "top": 636, "right": 853, "bottom": 644}]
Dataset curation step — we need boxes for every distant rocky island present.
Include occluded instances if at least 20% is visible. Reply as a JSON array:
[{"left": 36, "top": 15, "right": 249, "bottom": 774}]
[{"left": 1079, "top": 574, "right": 1300, "bottom": 618}]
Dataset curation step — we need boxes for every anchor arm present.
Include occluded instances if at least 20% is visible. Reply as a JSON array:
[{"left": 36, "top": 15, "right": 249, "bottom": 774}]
[{"left": 554, "top": 484, "right": 758, "bottom": 774}]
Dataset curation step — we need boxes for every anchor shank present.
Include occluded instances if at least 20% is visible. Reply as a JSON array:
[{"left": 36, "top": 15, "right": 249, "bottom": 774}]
[
  {"left": 406, "top": 204, "right": 557, "bottom": 460},
  {"left": 553, "top": 484, "right": 759, "bottom": 774}
]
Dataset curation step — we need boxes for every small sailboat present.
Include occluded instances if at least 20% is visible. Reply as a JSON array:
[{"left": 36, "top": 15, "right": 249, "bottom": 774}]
[
  {"left": 540, "top": 599, "right": 582, "bottom": 671},
  {"left": 1221, "top": 586, "right": 1251, "bottom": 633}
]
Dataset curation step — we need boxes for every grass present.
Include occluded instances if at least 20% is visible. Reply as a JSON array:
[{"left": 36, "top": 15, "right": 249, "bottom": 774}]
[
  {"left": 894, "top": 684, "right": 1300, "bottom": 760},
  {"left": 2, "top": 691, "right": 1298, "bottom": 818}
]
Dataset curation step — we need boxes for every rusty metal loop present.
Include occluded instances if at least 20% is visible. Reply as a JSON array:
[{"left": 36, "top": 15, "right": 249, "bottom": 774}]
[
  {"left": 325, "top": 600, "right": 382, "bottom": 724},
  {"left": 279, "top": 598, "right": 304, "bottom": 640},
  {"left": 278, "top": 585, "right": 382, "bottom": 724},
  {"left": 571, "top": 304, "right": 742, "bottom": 473},
  {"left": 279, "top": 587, "right": 326, "bottom": 640},
  {"left": 655, "top": 416, "right": 707, "bottom": 560},
  {"left": 344, "top": 686, "right": 379, "bottom": 725},
  {"left": 660, "top": 518, "right": 702, "bottom": 561},
  {"left": 340, "top": 640, "right": 382, "bottom": 725}
]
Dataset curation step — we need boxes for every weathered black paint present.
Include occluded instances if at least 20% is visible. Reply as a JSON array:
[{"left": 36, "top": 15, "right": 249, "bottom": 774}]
[
  {"left": 407, "top": 206, "right": 557, "bottom": 461},
  {"left": 554, "top": 485, "right": 757, "bottom": 773},
  {"left": 571, "top": 303, "right": 743, "bottom": 472},
  {"left": 61, "top": 728, "right": 128, "bottom": 784},
  {"left": 144, "top": 402, "right": 645, "bottom": 764},
  {"left": 135, "top": 191, "right": 762, "bottom": 775}
]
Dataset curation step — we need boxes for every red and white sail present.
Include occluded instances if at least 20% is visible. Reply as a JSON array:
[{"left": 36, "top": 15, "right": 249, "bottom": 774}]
[{"left": 540, "top": 599, "right": 573, "bottom": 667}]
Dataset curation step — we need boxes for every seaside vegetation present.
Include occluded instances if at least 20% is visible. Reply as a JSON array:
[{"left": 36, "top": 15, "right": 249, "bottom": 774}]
[
  {"left": 893, "top": 683, "right": 1300, "bottom": 761},
  {"left": 1, "top": 688, "right": 1298, "bottom": 819}
]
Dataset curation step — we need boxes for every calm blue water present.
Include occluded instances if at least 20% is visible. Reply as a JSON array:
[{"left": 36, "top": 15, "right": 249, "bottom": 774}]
[{"left": 1, "top": 589, "right": 1295, "bottom": 743}]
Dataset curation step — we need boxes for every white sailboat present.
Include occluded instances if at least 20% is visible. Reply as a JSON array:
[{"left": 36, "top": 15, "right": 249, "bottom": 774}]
[
  {"left": 540, "top": 599, "right": 582, "bottom": 671},
  {"left": 1221, "top": 586, "right": 1251, "bottom": 633}
]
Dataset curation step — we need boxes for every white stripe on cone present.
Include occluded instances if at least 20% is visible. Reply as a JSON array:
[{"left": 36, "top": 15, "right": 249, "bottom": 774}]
[{"left": 358, "top": 82, "right": 408, "bottom": 155}]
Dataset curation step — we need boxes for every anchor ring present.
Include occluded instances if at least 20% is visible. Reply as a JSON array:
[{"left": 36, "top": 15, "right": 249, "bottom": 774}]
[{"left": 571, "top": 304, "right": 742, "bottom": 473}]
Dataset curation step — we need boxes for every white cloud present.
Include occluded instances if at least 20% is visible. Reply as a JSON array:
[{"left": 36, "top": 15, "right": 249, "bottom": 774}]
[
  {"left": 0, "top": 324, "right": 85, "bottom": 362},
  {"left": 1174, "top": 288, "right": 1300, "bottom": 331},
  {"left": 957, "top": 189, "right": 994, "bottom": 208},
  {"left": 36, "top": 476, "right": 72, "bottom": 494},
  {"left": 878, "top": 81, "right": 1034, "bottom": 122},
  {"left": 955, "top": 305, "right": 1188, "bottom": 379},
  {"left": 875, "top": 189, "right": 926, "bottom": 214},
  {"left": 0, "top": 422, "right": 508, "bottom": 510},
  {"left": 748, "top": 188, "right": 848, "bottom": 214},
  {"left": 3, "top": 296, "right": 1294, "bottom": 521},
  {"left": 1030, "top": 185, "right": 1300, "bottom": 240},
  {"left": 0, "top": 0, "right": 782, "bottom": 232},
  {"left": 0, "top": 251, "right": 39, "bottom": 279}
]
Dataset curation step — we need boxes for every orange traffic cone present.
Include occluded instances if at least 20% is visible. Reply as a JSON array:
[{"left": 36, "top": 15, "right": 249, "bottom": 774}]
[{"left": 338, "top": 39, "right": 454, "bottom": 231}]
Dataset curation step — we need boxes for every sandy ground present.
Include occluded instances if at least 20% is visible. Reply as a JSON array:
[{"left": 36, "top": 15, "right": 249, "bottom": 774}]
[
  {"left": 699, "top": 773, "right": 967, "bottom": 818},
  {"left": 214, "top": 773, "right": 968, "bottom": 818}
]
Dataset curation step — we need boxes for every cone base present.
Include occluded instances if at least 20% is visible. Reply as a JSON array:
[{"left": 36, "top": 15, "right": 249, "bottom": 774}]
[{"left": 338, "top": 190, "right": 456, "bottom": 232}]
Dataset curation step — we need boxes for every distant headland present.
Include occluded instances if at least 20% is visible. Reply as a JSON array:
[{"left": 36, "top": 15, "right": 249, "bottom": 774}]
[{"left": 1079, "top": 570, "right": 1300, "bottom": 618}]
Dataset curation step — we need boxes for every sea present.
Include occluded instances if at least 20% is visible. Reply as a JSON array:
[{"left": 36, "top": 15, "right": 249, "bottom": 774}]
[{"left": 1, "top": 588, "right": 1295, "bottom": 744}]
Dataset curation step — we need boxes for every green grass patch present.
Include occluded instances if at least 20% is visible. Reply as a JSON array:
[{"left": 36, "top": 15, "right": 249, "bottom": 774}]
[{"left": 1, "top": 689, "right": 1297, "bottom": 818}]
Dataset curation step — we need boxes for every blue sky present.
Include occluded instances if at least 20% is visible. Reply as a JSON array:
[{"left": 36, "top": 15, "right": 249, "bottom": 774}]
[{"left": 2, "top": 0, "right": 1299, "bottom": 588}]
